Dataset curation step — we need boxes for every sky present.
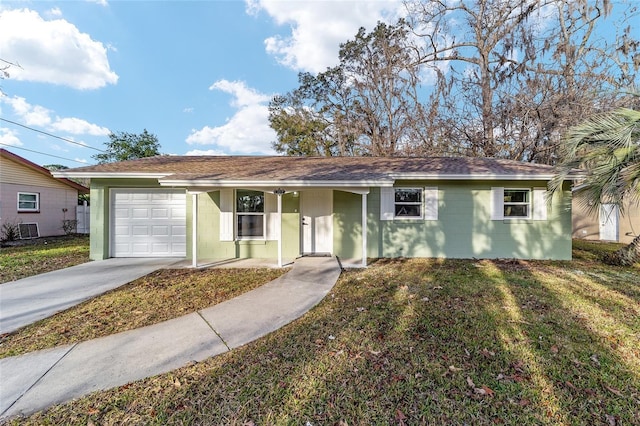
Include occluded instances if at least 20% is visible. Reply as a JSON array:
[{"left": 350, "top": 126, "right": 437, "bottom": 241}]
[{"left": 0, "top": 0, "right": 405, "bottom": 168}]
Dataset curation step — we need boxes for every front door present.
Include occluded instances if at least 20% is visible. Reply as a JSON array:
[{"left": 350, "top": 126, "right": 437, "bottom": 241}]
[
  {"left": 599, "top": 204, "right": 619, "bottom": 241},
  {"left": 301, "top": 190, "right": 333, "bottom": 255}
]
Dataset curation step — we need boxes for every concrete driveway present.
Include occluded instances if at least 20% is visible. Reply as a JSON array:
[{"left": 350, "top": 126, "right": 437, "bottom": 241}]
[{"left": 0, "top": 258, "right": 181, "bottom": 334}]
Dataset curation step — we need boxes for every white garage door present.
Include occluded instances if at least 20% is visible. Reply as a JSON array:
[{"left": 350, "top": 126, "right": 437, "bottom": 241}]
[{"left": 111, "top": 189, "right": 186, "bottom": 257}]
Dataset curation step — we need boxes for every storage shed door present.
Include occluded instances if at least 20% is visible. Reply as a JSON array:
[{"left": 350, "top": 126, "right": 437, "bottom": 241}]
[{"left": 111, "top": 189, "right": 186, "bottom": 257}]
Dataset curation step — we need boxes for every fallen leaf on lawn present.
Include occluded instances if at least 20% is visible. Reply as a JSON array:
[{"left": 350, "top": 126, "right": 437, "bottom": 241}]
[
  {"left": 396, "top": 409, "right": 407, "bottom": 421},
  {"left": 519, "top": 399, "right": 531, "bottom": 407},
  {"left": 421, "top": 297, "right": 430, "bottom": 301},
  {"left": 590, "top": 354, "right": 601, "bottom": 367},
  {"left": 243, "top": 422, "right": 256, "bottom": 426},
  {"left": 474, "top": 387, "right": 487, "bottom": 395},
  {"left": 87, "top": 421, "right": 95, "bottom": 426},
  {"left": 369, "top": 350, "right": 381, "bottom": 356},
  {"left": 449, "top": 365, "right": 463, "bottom": 372},
  {"left": 433, "top": 286, "right": 443, "bottom": 290},
  {"left": 550, "top": 345, "right": 558, "bottom": 354},
  {"left": 565, "top": 381, "right": 577, "bottom": 391},
  {"left": 174, "top": 378, "right": 181, "bottom": 388},
  {"left": 605, "top": 414, "right": 617, "bottom": 426},
  {"left": 356, "top": 307, "right": 366, "bottom": 312},
  {"left": 337, "top": 421, "right": 348, "bottom": 426},
  {"left": 604, "top": 385, "right": 623, "bottom": 397},
  {"left": 87, "top": 408, "right": 99, "bottom": 415},
  {"left": 466, "top": 377, "right": 476, "bottom": 388},
  {"left": 328, "top": 335, "right": 336, "bottom": 340},
  {"left": 481, "top": 385, "right": 495, "bottom": 396},
  {"left": 481, "top": 348, "right": 495, "bottom": 357}
]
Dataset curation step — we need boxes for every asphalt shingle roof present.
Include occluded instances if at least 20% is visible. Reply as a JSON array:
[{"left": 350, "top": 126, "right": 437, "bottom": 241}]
[{"left": 63, "top": 156, "right": 556, "bottom": 182}]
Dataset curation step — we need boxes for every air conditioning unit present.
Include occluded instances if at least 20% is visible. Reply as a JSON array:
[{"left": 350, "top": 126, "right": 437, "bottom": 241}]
[{"left": 19, "top": 223, "right": 39, "bottom": 239}]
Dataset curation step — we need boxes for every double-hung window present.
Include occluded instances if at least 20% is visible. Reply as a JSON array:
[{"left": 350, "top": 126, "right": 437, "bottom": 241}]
[
  {"left": 17, "top": 192, "right": 39, "bottom": 212},
  {"left": 395, "top": 188, "right": 423, "bottom": 218},
  {"left": 380, "top": 187, "right": 438, "bottom": 221},
  {"left": 503, "top": 189, "right": 531, "bottom": 219},
  {"left": 236, "top": 190, "right": 265, "bottom": 238}
]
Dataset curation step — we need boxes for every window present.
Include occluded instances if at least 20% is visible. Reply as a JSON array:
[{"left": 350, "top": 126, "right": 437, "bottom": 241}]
[
  {"left": 395, "top": 188, "right": 422, "bottom": 218},
  {"left": 236, "top": 190, "right": 264, "bottom": 238},
  {"left": 17, "top": 192, "right": 39, "bottom": 212},
  {"left": 503, "top": 189, "right": 530, "bottom": 218},
  {"left": 380, "top": 187, "right": 438, "bottom": 221}
]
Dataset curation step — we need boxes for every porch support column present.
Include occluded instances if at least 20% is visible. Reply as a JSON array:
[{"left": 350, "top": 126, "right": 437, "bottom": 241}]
[
  {"left": 274, "top": 188, "right": 285, "bottom": 267},
  {"left": 190, "top": 191, "right": 202, "bottom": 268},
  {"left": 361, "top": 192, "right": 367, "bottom": 267}
]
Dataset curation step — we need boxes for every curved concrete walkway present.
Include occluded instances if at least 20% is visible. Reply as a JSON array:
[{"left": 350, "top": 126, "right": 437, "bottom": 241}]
[{"left": 0, "top": 256, "right": 341, "bottom": 421}]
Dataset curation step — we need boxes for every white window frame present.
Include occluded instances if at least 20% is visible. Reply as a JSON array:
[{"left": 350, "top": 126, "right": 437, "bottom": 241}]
[
  {"left": 394, "top": 187, "right": 423, "bottom": 219},
  {"left": 380, "top": 187, "right": 438, "bottom": 221},
  {"left": 502, "top": 188, "right": 532, "bottom": 219},
  {"left": 236, "top": 190, "right": 265, "bottom": 240},
  {"left": 17, "top": 192, "right": 39, "bottom": 212}
]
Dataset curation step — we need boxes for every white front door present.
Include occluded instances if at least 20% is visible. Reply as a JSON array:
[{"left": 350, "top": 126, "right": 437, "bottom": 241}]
[
  {"left": 599, "top": 204, "right": 619, "bottom": 241},
  {"left": 301, "top": 189, "right": 333, "bottom": 254}
]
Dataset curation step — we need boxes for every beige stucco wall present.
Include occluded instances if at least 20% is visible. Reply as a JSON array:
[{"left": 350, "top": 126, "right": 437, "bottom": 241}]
[
  {"left": 0, "top": 157, "right": 79, "bottom": 237},
  {"left": 572, "top": 198, "right": 640, "bottom": 244}
]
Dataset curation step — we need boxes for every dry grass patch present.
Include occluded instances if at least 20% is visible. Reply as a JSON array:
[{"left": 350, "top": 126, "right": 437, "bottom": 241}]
[
  {"left": 0, "top": 235, "right": 90, "bottom": 283},
  {"left": 0, "top": 268, "right": 286, "bottom": 358},
  {"left": 7, "top": 241, "right": 640, "bottom": 425}
]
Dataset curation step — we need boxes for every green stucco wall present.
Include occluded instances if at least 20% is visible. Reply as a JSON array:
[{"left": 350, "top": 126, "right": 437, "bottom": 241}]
[
  {"left": 333, "top": 182, "right": 572, "bottom": 261},
  {"left": 188, "top": 191, "right": 300, "bottom": 261},
  {"left": 90, "top": 179, "right": 572, "bottom": 262}
]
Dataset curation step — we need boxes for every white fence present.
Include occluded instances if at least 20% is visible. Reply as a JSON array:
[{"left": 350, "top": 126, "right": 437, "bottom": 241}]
[{"left": 76, "top": 204, "right": 90, "bottom": 234}]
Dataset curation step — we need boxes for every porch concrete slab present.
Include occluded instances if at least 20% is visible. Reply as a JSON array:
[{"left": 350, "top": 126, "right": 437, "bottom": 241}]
[
  {"left": 2, "top": 312, "right": 227, "bottom": 419},
  {"left": 200, "top": 256, "right": 342, "bottom": 349},
  {"left": 0, "top": 345, "right": 74, "bottom": 414},
  {"left": 0, "top": 257, "right": 182, "bottom": 334}
]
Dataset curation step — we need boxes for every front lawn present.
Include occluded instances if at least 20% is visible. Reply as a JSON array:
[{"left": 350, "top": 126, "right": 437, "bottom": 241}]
[
  {"left": 8, "top": 240, "right": 639, "bottom": 425},
  {"left": 0, "top": 234, "right": 90, "bottom": 283},
  {"left": 0, "top": 267, "right": 286, "bottom": 358}
]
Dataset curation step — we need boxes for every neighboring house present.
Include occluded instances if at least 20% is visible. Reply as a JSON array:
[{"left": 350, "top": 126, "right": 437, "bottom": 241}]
[
  {"left": 0, "top": 149, "right": 89, "bottom": 238},
  {"left": 53, "top": 156, "right": 573, "bottom": 266},
  {"left": 572, "top": 196, "right": 640, "bottom": 244}
]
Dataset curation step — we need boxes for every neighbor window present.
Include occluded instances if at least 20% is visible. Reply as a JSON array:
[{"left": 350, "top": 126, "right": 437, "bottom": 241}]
[
  {"left": 503, "top": 189, "right": 530, "bottom": 218},
  {"left": 236, "top": 190, "right": 264, "bottom": 238},
  {"left": 17, "top": 192, "right": 39, "bottom": 212},
  {"left": 395, "top": 188, "right": 422, "bottom": 218}
]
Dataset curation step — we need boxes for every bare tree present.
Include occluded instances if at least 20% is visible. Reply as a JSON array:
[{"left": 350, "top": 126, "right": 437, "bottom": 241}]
[{"left": 407, "top": 0, "right": 640, "bottom": 163}]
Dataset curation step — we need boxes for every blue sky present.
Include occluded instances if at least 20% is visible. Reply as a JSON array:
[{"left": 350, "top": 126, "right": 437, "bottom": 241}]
[{"left": 0, "top": 0, "right": 403, "bottom": 167}]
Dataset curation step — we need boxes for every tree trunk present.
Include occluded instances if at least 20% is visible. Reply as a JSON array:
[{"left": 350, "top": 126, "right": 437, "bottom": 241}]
[{"left": 609, "top": 234, "right": 640, "bottom": 267}]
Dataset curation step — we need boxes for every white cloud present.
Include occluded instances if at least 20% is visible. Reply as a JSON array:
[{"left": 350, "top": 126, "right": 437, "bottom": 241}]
[
  {"left": 186, "top": 80, "right": 276, "bottom": 155},
  {"left": 4, "top": 96, "right": 52, "bottom": 127},
  {"left": 87, "top": 0, "right": 109, "bottom": 6},
  {"left": 2, "top": 95, "right": 110, "bottom": 137},
  {"left": 47, "top": 7, "right": 63, "bottom": 17},
  {"left": 247, "top": 0, "right": 404, "bottom": 73},
  {"left": 51, "top": 117, "right": 110, "bottom": 136},
  {"left": 0, "top": 128, "right": 23, "bottom": 147},
  {"left": 0, "top": 8, "right": 118, "bottom": 89},
  {"left": 185, "top": 149, "right": 228, "bottom": 156}
]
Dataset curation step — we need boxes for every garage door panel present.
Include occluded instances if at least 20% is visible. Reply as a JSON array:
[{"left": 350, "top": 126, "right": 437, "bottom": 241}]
[
  {"left": 172, "top": 225, "right": 186, "bottom": 236},
  {"left": 111, "top": 189, "right": 186, "bottom": 257},
  {"left": 152, "top": 208, "right": 169, "bottom": 218},
  {"left": 152, "top": 225, "right": 169, "bottom": 236}
]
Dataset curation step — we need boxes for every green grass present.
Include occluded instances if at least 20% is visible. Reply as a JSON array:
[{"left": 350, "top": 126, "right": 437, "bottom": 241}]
[
  {"left": 0, "top": 235, "right": 90, "bottom": 283},
  {"left": 7, "top": 240, "right": 639, "bottom": 425}
]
